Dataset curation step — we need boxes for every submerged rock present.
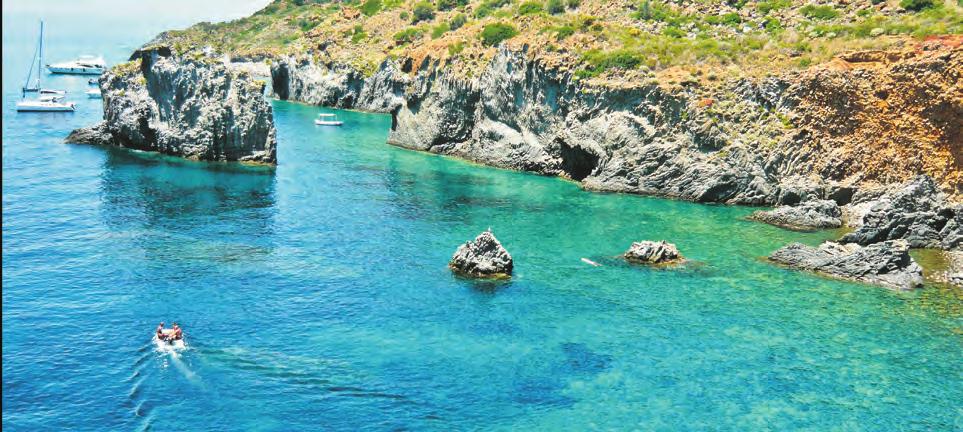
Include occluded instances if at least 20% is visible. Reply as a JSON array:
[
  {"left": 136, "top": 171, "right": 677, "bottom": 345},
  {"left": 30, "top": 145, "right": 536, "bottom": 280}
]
[
  {"left": 768, "top": 240, "right": 923, "bottom": 290},
  {"left": 449, "top": 230, "right": 513, "bottom": 278},
  {"left": 67, "top": 46, "right": 276, "bottom": 164},
  {"left": 930, "top": 250, "right": 963, "bottom": 287},
  {"left": 624, "top": 240, "right": 684, "bottom": 264},
  {"left": 749, "top": 199, "right": 842, "bottom": 230},
  {"left": 841, "top": 176, "right": 957, "bottom": 249}
]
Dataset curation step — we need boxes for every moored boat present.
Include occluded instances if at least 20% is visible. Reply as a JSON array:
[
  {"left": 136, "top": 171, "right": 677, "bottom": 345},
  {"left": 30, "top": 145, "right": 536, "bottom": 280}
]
[
  {"left": 314, "top": 113, "right": 343, "bottom": 126},
  {"left": 47, "top": 55, "right": 106, "bottom": 75},
  {"left": 21, "top": 20, "right": 67, "bottom": 96},
  {"left": 86, "top": 88, "right": 101, "bottom": 98},
  {"left": 17, "top": 95, "right": 76, "bottom": 112}
]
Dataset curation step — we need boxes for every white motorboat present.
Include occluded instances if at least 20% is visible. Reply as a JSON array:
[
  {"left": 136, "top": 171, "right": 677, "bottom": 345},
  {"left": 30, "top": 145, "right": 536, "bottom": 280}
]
[
  {"left": 154, "top": 329, "right": 187, "bottom": 352},
  {"left": 86, "top": 88, "right": 101, "bottom": 98},
  {"left": 47, "top": 55, "right": 106, "bottom": 75},
  {"left": 17, "top": 94, "right": 76, "bottom": 112},
  {"left": 314, "top": 113, "right": 343, "bottom": 126},
  {"left": 21, "top": 20, "right": 67, "bottom": 96},
  {"left": 88, "top": 78, "right": 98, "bottom": 85}
]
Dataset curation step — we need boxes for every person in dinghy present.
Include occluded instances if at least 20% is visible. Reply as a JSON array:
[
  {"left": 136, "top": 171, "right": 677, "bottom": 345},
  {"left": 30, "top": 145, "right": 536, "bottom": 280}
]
[
  {"left": 155, "top": 322, "right": 184, "bottom": 344},
  {"left": 156, "top": 322, "right": 168, "bottom": 342}
]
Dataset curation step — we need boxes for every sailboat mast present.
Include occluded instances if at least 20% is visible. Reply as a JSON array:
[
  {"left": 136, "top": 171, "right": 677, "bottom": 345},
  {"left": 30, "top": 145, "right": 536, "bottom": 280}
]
[{"left": 38, "top": 20, "right": 44, "bottom": 88}]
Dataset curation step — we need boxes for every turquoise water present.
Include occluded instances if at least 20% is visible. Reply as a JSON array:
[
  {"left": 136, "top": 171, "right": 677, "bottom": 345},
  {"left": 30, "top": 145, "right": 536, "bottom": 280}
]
[{"left": 3, "top": 3, "right": 962, "bottom": 431}]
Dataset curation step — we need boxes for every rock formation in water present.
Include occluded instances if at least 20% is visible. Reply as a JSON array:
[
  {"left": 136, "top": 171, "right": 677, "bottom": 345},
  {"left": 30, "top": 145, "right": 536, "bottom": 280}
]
[
  {"left": 67, "top": 46, "right": 277, "bottom": 164},
  {"left": 449, "top": 230, "right": 513, "bottom": 278},
  {"left": 841, "top": 176, "right": 960, "bottom": 250},
  {"left": 262, "top": 41, "right": 961, "bottom": 207},
  {"left": 624, "top": 240, "right": 684, "bottom": 265},
  {"left": 749, "top": 199, "right": 843, "bottom": 231},
  {"left": 768, "top": 240, "right": 924, "bottom": 290}
]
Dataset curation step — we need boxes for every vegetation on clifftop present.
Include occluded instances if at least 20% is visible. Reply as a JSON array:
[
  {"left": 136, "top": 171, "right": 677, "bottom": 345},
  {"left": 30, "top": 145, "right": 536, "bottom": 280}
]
[{"left": 155, "top": 0, "right": 962, "bottom": 81}]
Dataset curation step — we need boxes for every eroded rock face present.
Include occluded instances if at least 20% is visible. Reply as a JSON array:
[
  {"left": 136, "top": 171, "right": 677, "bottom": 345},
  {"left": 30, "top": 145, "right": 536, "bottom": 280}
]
[
  {"left": 841, "top": 176, "right": 958, "bottom": 249},
  {"left": 624, "top": 240, "right": 684, "bottom": 264},
  {"left": 269, "top": 45, "right": 961, "bottom": 206},
  {"left": 68, "top": 46, "right": 276, "bottom": 163},
  {"left": 768, "top": 240, "right": 924, "bottom": 290},
  {"left": 449, "top": 230, "right": 513, "bottom": 278},
  {"left": 749, "top": 199, "right": 843, "bottom": 231}
]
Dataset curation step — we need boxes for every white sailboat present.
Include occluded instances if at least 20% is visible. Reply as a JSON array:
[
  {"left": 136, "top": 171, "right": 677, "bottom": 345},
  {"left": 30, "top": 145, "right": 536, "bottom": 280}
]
[
  {"left": 314, "top": 113, "right": 343, "bottom": 126},
  {"left": 18, "top": 20, "right": 74, "bottom": 113},
  {"left": 47, "top": 55, "right": 106, "bottom": 75},
  {"left": 17, "top": 95, "right": 77, "bottom": 112},
  {"left": 20, "top": 20, "right": 67, "bottom": 97}
]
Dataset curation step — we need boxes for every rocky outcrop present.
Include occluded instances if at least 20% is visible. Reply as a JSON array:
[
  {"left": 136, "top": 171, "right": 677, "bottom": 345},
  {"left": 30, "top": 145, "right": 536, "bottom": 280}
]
[
  {"left": 624, "top": 240, "right": 684, "bottom": 264},
  {"left": 68, "top": 46, "right": 276, "bottom": 163},
  {"left": 269, "top": 44, "right": 961, "bottom": 207},
  {"left": 841, "top": 176, "right": 959, "bottom": 249},
  {"left": 749, "top": 199, "right": 843, "bottom": 231},
  {"left": 768, "top": 240, "right": 924, "bottom": 290},
  {"left": 449, "top": 230, "right": 513, "bottom": 278},
  {"left": 271, "top": 58, "right": 408, "bottom": 113},
  {"left": 64, "top": 121, "right": 113, "bottom": 146}
]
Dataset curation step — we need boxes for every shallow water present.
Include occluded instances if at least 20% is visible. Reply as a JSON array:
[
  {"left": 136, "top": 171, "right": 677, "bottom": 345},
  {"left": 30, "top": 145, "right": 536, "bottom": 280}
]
[{"left": 3, "top": 3, "right": 962, "bottom": 431}]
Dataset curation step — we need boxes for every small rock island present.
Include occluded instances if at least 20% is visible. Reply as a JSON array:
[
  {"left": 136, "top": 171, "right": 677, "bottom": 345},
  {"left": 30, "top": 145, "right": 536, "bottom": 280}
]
[
  {"left": 624, "top": 240, "right": 684, "bottom": 265},
  {"left": 449, "top": 230, "right": 513, "bottom": 279}
]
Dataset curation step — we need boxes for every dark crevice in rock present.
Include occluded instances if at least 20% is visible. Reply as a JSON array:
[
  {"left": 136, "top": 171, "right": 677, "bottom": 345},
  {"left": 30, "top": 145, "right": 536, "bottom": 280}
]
[{"left": 558, "top": 139, "right": 598, "bottom": 181}]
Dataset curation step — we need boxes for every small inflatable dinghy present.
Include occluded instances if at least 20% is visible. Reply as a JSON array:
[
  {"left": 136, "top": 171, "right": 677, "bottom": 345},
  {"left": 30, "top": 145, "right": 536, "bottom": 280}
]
[{"left": 154, "top": 329, "right": 186, "bottom": 352}]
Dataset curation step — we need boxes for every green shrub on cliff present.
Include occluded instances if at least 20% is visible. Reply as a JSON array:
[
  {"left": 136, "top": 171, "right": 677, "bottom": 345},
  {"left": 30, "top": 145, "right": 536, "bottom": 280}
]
[
  {"left": 412, "top": 2, "right": 435, "bottom": 23},
  {"left": 636, "top": 0, "right": 673, "bottom": 21},
  {"left": 480, "top": 22, "right": 518, "bottom": 46},
  {"left": 757, "top": 0, "right": 791, "bottom": 14},
  {"left": 394, "top": 27, "right": 424, "bottom": 43},
  {"left": 432, "top": 22, "right": 451, "bottom": 38},
  {"left": 547, "top": 0, "right": 565, "bottom": 14},
  {"left": 900, "top": 0, "right": 936, "bottom": 11},
  {"left": 450, "top": 13, "right": 468, "bottom": 30},
  {"left": 475, "top": 0, "right": 511, "bottom": 17},
  {"left": 361, "top": 0, "right": 382, "bottom": 16},
  {"left": 448, "top": 41, "right": 466, "bottom": 55},
  {"left": 518, "top": 2, "right": 544, "bottom": 15},
  {"left": 577, "top": 49, "right": 644, "bottom": 78},
  {"left": 800, "top": 5, "right": 840, "bottom": 20}
]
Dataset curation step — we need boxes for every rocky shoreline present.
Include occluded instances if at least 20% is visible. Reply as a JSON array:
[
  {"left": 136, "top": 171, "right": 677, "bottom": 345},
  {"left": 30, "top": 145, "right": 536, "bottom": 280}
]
[
  {"left": 268, "top": 44, "right": 961, "bottom": 208},
  {"left": 67, "top": 47, "right": 277, "bottom": 164},
  {"left": 768, "top": 240, "right": 924, "bottom": 291},
  {"left": 67, "top": 40, "right": 959, "bottom": 290}
]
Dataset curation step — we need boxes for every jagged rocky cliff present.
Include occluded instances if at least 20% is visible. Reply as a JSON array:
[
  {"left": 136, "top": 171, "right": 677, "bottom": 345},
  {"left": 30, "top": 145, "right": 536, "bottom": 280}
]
[
  {"left": 270, "top": 43, "right": 961, "bottom": 207},
  {"left": 67, "top": 47, "right": 277, "bottom": 164}
]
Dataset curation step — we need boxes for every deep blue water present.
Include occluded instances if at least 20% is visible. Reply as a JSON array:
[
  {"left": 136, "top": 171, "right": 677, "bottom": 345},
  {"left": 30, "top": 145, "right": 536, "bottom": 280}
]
[{"left": 3, "top": 2, "right": 962, "bottom": 431}]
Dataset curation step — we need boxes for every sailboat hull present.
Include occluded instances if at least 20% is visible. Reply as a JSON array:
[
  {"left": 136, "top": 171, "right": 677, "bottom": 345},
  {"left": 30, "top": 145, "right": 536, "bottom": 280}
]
[{"left": 16, "top": 101, "right": 76, "bottom": 112}]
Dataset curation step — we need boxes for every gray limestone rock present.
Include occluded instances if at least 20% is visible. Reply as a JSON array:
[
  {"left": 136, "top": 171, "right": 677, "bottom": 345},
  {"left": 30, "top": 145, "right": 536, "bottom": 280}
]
[
  {"left": 449, "top": 230, "right": 513, "bottom": 278},
  {"left": 69, "top": 46, "right": 276, "bottom": 163},
  {"left": 624, "top": 240, "right": 684, "bottom": 264},
  {"left": 749, "top": 199, "right": 842, "bottom": 230},
  {"left": 64, "top": 121, "right": 113, "bottom": 146},
  {"left": 840, "top": 176, "right": 956, "bottom": 249},
  {"left": 768, "top": 240, "right": 924, "bottom": 290}
]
